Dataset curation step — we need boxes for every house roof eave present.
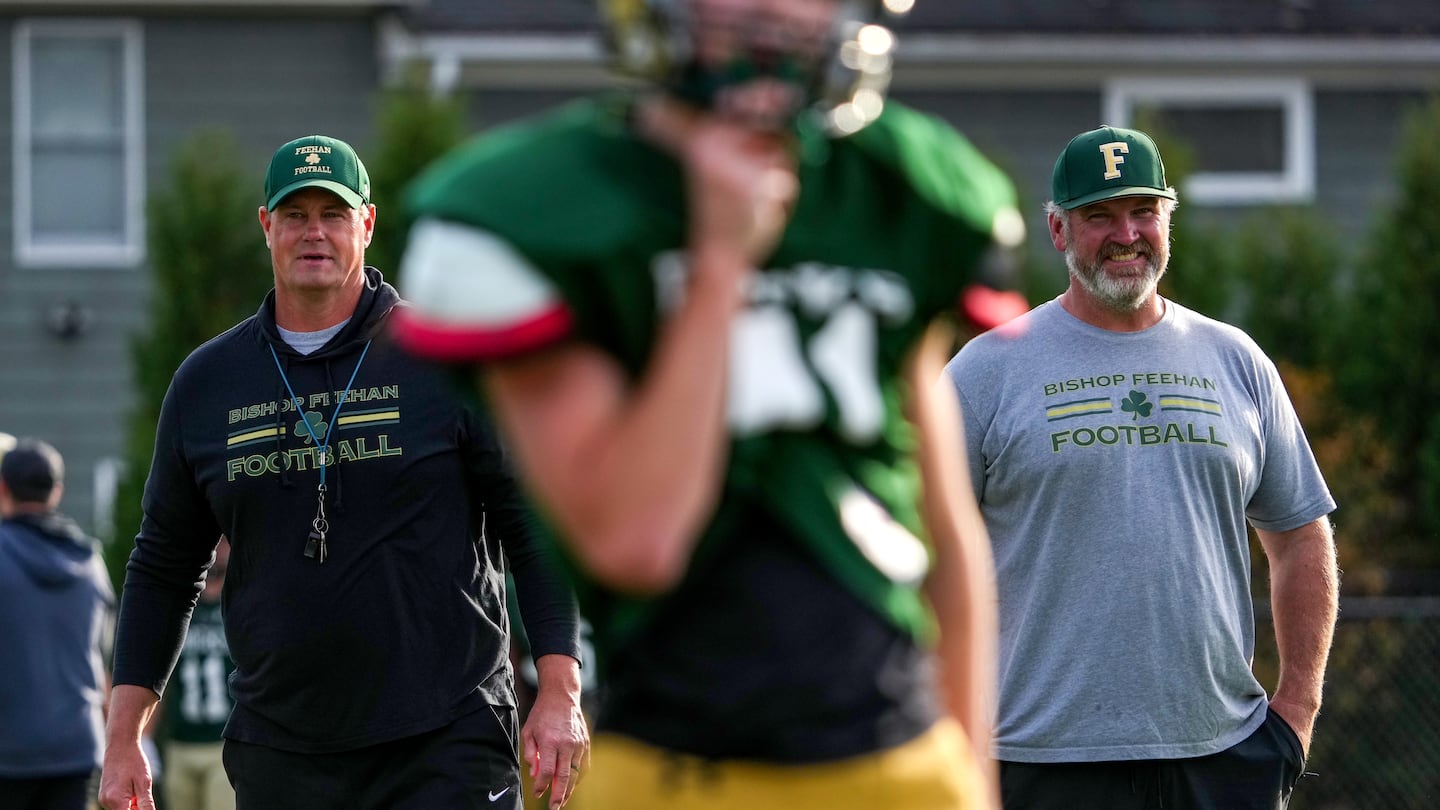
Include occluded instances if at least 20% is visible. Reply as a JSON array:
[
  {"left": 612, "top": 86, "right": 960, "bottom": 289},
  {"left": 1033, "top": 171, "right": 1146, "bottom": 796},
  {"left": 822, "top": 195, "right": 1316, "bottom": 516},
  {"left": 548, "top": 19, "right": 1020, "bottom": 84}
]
[{"left": 378, "top": 27, "right": 1440, "bottom": 92}]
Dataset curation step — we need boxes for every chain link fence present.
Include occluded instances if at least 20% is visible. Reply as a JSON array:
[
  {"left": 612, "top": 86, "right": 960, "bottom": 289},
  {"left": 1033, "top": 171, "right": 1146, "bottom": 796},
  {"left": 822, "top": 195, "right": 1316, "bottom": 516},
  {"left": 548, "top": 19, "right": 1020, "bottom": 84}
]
[{"left": 1257, "top": 597, "right": 1440, "bottom": 809}]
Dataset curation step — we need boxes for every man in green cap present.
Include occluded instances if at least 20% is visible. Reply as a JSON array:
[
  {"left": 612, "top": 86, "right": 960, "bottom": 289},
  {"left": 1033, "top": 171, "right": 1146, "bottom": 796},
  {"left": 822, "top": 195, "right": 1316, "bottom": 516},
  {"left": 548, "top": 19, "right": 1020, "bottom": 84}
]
[
  {"left": 942, "top": 125, "right": 1339, "bottom": 809},
  {"left": 99, "top": 135, "right": 587, "bottom": 810}
]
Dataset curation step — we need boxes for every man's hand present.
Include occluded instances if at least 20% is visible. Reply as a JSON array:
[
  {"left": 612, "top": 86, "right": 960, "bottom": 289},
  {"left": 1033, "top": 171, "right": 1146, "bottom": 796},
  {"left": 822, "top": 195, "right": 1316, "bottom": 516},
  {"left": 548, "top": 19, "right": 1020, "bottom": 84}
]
[
  {"left": 98, "top": 738, "right": 157, "bottom": 810},
  {"left": 1268, "top": 696, "right": 1317, "bottom": 757},
  {"left": 99, "top": 684, "right": 161, "bottom": 810},
  {"left": 522, "top": 654, "right": 589, "bottom": 810}
]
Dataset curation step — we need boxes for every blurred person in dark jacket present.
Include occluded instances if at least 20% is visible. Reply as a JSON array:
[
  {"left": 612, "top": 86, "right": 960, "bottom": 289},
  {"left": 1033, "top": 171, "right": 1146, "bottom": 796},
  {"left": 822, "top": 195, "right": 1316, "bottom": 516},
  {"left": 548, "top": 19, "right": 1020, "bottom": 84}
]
[{"left": 0, "top": 437, "right": 115, "bottom": 809}]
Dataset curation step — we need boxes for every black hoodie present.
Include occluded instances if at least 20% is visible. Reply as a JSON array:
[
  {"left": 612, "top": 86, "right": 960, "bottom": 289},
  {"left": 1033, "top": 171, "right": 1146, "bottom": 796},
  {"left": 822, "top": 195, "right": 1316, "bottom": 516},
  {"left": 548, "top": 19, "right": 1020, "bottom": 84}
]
[{"left": 112, "top": 267, "right": 579, "bottom": 753}]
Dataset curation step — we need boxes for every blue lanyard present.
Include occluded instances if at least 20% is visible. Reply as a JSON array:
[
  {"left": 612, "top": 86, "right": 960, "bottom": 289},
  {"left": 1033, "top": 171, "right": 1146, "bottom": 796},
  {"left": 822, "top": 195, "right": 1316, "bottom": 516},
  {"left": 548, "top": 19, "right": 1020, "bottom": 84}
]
[
  {"left": 269, "top": 339, "right": 372, "bottom": 487},
  {"left": 269, "top": 339, "right": 373, "bottom": 561}
]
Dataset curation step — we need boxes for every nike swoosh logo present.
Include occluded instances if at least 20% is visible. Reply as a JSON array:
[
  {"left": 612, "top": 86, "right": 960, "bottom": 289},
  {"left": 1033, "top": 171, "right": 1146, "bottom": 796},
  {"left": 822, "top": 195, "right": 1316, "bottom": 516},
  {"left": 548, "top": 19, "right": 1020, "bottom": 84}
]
[{"left": 488, "top": 786, "right": 512, "bottom": 802}]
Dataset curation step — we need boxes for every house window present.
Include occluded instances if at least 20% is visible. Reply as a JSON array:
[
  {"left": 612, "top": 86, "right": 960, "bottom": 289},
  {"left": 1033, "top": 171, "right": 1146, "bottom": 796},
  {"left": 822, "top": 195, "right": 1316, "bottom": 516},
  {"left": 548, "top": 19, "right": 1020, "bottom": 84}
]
[
  {"left": 12, "top": 19, "right": 144, "bottom": 268},
  {"left": 1103, "top": 78, "right": 1314, "bottom": 205}
]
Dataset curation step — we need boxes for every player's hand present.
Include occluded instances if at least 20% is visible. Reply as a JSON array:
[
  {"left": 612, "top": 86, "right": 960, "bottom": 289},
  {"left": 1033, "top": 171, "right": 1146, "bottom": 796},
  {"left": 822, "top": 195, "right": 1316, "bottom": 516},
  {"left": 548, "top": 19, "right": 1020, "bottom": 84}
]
[
  {"left": 97, "top": 741, "right": 157, "bottom": 810},
  {"left": 681, "top": 115, "right": 798, "bottom": 265},
  {"left": 523, "top": 655, "right": 590, "bottom": 810}
]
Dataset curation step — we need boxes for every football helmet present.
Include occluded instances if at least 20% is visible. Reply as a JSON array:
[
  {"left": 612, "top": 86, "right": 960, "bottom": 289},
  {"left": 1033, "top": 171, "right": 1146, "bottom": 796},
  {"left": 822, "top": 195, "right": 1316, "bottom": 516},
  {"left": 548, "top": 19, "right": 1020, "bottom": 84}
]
[{"left": 598, "top": 0, "right": 912, "bottom": 135}]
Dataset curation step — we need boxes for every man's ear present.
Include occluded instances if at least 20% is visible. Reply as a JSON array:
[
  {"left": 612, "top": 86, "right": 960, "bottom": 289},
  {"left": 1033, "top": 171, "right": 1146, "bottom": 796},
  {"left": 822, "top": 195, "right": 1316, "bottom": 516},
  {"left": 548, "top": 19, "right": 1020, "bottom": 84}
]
[
  {"left": 364, "top": 203, "right": 378, "bottom": 247},
  {"left": 1048, "top": 211, "right": 1068, "bottom": 252}
]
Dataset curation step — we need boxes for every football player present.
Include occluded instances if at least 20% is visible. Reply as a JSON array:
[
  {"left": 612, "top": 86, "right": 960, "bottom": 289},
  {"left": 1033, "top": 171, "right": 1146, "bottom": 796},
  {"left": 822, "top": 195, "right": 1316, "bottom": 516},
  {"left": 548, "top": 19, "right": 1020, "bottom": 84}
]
[{"left": 394, "top": 1, "right": 1026, "bottom": 806}]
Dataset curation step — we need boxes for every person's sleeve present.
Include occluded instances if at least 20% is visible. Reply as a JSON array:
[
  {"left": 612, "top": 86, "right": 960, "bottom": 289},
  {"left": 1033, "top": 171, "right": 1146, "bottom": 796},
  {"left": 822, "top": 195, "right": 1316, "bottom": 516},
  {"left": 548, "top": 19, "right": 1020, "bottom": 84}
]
[
  {"left": 463, "top": 407, "right": 582, "bottom": 663},
  {"left": 111, "top": 379, "right": 223, "bottom": 695},
  {"left": 390, "top": 219, "right": 574, "bottom": 364},
  {"left": 879, "top": 105, "right": 1029, "bottom": 332},
  {"left": 1246, "top": 354, "right": 1337, "bottom": 531}
]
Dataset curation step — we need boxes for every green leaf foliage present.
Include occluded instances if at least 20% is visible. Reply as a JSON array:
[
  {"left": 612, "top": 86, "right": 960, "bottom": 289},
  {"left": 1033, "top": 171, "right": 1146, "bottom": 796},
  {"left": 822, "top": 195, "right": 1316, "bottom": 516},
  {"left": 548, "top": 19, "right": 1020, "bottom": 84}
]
[
  {"left": 365, "top": 82, "right": 467, "bottom": 275},
  {"left": 1335, "top": 96, "right": 1440, "bottom": 540},
  {"left": 108, "top": 131, "right": 272, "bottom": 592},
  {"left": 1232, "top": 208, "right": 1342, "bottom": 368}
]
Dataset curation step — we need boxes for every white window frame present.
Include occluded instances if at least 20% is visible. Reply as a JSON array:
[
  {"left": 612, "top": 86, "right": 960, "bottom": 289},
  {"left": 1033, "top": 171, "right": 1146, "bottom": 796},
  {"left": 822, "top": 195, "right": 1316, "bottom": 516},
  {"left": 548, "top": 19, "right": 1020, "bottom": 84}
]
[
  {"left": 1103, "top": 77, "right": 1314, "bottom": 205},
  {"left": 12, "top": 18, "right": 145, "bottom": 268}
]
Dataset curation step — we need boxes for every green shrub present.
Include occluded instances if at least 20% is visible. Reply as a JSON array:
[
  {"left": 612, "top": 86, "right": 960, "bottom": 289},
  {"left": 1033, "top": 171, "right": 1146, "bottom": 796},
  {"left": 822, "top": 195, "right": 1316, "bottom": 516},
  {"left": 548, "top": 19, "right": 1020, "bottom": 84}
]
[
  {"left": 365, "top": 82, "right": 467, "bottom": 275},
  {"left": 108, "top": 132, "right": 270, "bottom": 591},
  {"left": 1334, "top": 96, "right": 1440, "bottom": 547}
]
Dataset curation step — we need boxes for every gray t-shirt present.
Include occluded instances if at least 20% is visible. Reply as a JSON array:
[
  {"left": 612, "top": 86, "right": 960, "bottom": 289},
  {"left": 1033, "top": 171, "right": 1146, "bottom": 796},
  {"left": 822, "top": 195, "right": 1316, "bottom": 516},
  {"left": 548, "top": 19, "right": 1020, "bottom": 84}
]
[
  {"left": 277, "top": 319, "right": 348, "bottom": 355},
  {"left": 945, "top": 297, "right": 1335, "bottom": 763}
]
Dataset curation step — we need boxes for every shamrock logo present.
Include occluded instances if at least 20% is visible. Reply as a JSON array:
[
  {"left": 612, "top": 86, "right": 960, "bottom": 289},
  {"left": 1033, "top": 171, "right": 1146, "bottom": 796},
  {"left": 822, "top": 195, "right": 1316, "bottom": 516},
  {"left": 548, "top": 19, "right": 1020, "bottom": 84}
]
[
  {"left": 294, "top": 410, "right": 330, "bottom": 444},
  {"left": 1120, "top": 390, "right": 1153, "bottom": 420},
  {"left": 305, "top": 153, "right": 321, "bottom": 165}
]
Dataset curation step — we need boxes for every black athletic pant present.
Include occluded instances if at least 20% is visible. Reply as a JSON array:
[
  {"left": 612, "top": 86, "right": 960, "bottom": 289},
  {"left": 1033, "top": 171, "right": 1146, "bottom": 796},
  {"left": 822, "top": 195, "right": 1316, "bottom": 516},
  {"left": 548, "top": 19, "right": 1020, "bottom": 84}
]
[
  {"left": 0, "top": 771, "right": 98, "bottom": 810},
  {"left": 1000, "top": 706, "right": 1307, "bottom": 810},
  {"left": 223, "top": 705, "right": 521, "bottom": 810}
]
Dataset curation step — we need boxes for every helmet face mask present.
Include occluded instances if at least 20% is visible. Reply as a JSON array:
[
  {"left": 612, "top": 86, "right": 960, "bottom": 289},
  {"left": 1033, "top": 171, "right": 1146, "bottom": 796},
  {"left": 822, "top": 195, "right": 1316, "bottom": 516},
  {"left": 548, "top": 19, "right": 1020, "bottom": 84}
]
[{"left": 599, "top": 0, "right": 907, "bottom": 135}]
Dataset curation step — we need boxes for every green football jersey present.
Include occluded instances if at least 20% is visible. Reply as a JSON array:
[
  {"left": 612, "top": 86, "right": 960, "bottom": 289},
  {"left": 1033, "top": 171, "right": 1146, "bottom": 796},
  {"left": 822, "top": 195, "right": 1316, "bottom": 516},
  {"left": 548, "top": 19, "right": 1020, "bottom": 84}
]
[
  {"left": 164, "top": 599, "right": 234, "bottom": 743},
  {"left": 398, "top": 96, "right": 1022, "bottom": 664}
]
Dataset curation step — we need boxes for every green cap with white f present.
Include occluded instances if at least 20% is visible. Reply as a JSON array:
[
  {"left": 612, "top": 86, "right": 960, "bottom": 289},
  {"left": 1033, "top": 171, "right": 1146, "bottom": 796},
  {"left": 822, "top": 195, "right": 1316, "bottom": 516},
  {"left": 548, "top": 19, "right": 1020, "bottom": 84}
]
[{"left": 1051, "top": 126, "right": 1178, "bottom": 210}]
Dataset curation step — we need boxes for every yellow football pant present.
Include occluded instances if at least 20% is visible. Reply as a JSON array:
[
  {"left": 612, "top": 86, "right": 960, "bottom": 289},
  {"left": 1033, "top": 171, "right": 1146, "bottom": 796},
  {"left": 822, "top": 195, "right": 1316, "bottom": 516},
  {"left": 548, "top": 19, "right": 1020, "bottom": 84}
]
[{"left": 577, "top": 718, "right": 986, "bottom": 810}]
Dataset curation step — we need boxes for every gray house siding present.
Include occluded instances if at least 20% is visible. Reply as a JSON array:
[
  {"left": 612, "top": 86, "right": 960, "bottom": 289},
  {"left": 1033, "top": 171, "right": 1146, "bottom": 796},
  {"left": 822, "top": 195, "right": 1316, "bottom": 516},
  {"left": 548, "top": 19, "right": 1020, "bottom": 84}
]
[
  {"left": 145, "top": 18, "right": 381, "bottom": 155},
  {"left": 894, "top": 88, "right": 1101, "bottom": 212},
  {"left": 1314, "top": 89, "right": 1420, "bottom": 241},
  {"left": 0, "top": 12, "right": 383, "bottom": 537},
  {"left": 0, "top": 17, "right": 142, "bottom": 538},
  {"left": 461, "top": 88, "right": 589, "bottom": 132}
]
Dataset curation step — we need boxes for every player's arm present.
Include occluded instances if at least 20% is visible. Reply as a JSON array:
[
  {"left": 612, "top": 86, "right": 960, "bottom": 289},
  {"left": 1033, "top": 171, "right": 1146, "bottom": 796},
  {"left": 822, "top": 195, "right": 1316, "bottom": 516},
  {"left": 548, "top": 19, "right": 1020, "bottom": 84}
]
[
  {"left": 479, "top": 259, "right": 739, "bottom": 596},
  {"left": 481, "top": 104, "right": 796, "bottom": 595},
  {"left": 907, "top": 321, "right": 999, "bottom": 798},
  {"left": 1256, "top": 517, "right": 1338, "bottom": 755}
]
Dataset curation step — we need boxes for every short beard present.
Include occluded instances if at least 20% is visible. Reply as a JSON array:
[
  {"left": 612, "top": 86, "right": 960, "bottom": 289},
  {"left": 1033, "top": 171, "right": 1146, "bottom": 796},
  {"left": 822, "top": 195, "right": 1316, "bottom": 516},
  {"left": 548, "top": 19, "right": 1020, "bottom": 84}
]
[{"left": 1065, "top": 239, "right": 1167, "bottom": 312}]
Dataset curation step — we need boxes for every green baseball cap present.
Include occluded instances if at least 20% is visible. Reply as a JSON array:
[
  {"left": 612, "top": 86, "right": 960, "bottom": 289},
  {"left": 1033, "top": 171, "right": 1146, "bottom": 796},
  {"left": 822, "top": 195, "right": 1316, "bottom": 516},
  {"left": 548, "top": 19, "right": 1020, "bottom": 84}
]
[
  {"left": 264, "top": 135, "right": 370, "bottom": 210},
  {"left": 1051, "top": 126, "right": 1177, "bottom": 210}
]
